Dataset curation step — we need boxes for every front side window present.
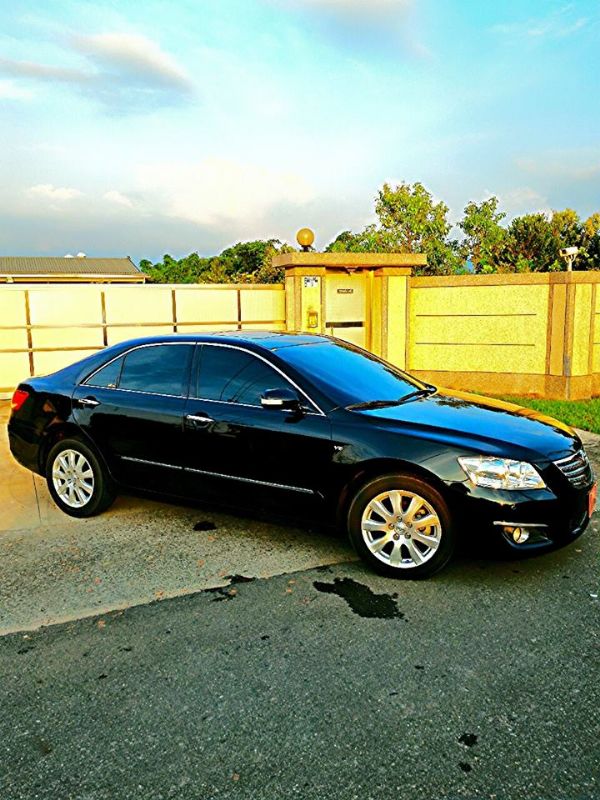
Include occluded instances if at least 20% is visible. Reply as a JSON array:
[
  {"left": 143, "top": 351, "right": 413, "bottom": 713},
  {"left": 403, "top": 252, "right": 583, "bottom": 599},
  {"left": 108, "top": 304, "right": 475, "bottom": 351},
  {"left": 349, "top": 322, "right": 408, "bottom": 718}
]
[
  {"left": 118, "top": 344, "right": 194, "bottom": 396},
  {"left": 196, "top": 346, "right": 292, "bottom": 406}
]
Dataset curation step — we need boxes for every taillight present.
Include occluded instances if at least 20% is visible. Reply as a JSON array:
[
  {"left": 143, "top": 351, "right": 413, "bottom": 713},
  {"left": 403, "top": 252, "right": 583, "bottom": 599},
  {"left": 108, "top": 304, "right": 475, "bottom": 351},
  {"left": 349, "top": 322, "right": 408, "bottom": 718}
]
[{"left": 10, "top": 388, "right": 29, "bottom": 412}]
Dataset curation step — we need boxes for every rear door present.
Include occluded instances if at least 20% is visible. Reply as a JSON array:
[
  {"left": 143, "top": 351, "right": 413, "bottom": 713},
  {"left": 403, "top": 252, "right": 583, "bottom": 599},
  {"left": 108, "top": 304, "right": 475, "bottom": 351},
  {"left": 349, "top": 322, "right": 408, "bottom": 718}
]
[
  {"left": 182, "top": 344, "right": 333, "bottom": 500},
  {"left": 73, "top": 342, "right": 194, "bottom": 493}
]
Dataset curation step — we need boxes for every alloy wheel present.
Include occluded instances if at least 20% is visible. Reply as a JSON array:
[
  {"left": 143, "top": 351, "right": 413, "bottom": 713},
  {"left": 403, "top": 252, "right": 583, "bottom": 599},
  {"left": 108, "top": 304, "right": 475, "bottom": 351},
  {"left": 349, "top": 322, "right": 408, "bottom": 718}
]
[
  {"left": 52, "top": 449, "right": 95, "bottom": 509},
  {"left": 361, "top": 489, "right": 442, "bottom": 569}
]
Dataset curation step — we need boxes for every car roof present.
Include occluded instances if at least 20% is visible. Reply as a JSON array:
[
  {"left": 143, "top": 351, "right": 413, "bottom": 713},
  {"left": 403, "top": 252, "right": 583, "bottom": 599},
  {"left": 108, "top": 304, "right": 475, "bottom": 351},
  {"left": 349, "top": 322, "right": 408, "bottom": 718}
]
[{"left": 110, "top": 331, "right": 331, "bottom": 352}]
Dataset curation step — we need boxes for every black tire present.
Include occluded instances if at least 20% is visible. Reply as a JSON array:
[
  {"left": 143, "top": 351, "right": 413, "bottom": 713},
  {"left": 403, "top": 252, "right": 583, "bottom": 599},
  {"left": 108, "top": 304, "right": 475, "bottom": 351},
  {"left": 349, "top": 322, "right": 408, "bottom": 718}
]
[
  {"left": 347, "top": 473, "right": 455, "bottom": 579},
  {"left": 45, "top": 437, "right": 117, "bottom": 518}
]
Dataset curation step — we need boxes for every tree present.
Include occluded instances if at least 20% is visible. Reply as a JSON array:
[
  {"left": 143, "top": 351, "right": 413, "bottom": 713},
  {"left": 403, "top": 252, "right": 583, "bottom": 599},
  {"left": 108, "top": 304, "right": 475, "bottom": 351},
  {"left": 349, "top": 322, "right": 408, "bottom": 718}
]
[
  {"left": 140, "top": 191, "right": 600, "bottom": 281},
  {"left": 141, "top": 252, "right": 210, "bottom": 283},
  {"left": 550, "top": 208, "right": 581, "bottom": 246},
  {"left": 325, "top": 182, "right": 462, "bottom": 274},
  {"left": 500, "top": 214, "right": 557, "bottom": 272},
  {"left": 325, "top": 230, "right": 358, "bottom": 252},
  {"left": 580, "top": 213, "right": 600, "bottom": 270},
  {"left": 458, "top": 197, "right": 505, "bottom": 273},
  {"left": 214, "top": 239, "right": 294, "bottom": 283},
  {"left": 140, "top": 239, "right": 295, "bottom": 284}
]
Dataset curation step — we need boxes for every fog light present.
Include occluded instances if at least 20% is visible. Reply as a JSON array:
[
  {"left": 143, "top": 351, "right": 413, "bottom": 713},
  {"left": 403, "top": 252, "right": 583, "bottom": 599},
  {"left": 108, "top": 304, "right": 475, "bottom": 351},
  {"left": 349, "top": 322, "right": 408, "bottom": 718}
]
[{"left": 504, "top": 526, "right": 529, "bottom": 544}]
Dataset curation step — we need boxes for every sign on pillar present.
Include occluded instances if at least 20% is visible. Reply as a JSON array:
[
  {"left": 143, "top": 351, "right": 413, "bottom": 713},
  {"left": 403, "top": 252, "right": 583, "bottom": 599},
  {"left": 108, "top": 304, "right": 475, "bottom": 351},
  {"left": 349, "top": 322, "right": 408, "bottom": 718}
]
[{"left": 302, "top": 276, "right": 321, "bottom": 331}]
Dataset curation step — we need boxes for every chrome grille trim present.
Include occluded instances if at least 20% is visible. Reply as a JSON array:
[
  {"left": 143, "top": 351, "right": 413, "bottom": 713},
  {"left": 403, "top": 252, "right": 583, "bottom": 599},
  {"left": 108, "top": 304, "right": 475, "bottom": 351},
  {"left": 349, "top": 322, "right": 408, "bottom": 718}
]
[{"left": 554, "top": 450, "right": 593, "bottom": 488}]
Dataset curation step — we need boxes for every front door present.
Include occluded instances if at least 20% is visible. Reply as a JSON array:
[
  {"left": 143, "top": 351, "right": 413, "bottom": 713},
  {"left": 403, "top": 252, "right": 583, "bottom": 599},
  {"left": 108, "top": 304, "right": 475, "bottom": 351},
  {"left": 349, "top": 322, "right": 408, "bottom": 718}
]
[{"left": 182, "top": 344, "right": 333, "bottom": 503}]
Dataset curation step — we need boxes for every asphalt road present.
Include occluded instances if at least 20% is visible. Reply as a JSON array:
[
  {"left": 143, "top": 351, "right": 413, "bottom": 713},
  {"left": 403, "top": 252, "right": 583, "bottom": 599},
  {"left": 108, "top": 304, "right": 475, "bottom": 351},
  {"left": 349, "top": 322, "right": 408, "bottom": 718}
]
[{"left": 1, "top": 532, "right": 599, "bottom": 800}]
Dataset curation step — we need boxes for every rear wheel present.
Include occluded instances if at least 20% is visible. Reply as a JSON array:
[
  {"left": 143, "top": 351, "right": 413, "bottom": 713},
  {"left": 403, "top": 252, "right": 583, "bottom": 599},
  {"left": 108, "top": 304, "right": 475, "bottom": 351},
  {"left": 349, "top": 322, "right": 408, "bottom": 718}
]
[
  {"left": 347, "top": 473, "right": 455, "bottom": 579},
  {"left": 46, "top": 438, "right": 116, "bottom": 518}
]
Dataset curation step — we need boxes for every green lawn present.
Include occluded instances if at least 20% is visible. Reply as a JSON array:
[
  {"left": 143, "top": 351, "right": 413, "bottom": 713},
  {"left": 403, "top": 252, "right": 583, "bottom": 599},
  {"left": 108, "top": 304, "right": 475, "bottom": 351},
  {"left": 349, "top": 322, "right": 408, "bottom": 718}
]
[{"left": 497, "top": 396, "right": 600, "bottom": 435}]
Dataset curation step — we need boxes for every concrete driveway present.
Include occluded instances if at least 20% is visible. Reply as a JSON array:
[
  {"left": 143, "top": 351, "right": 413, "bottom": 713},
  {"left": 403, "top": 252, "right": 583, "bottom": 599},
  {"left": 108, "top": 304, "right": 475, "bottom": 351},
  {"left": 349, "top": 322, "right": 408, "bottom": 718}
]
[
  {"left": 2, "top": 403, "right": 600, "bottom": 800},
  {"left": 0, "top": 402, "right": 355, "bottom": 634},
  {"left": 1, "top": 401, "right": 598, "bottom": 635}
]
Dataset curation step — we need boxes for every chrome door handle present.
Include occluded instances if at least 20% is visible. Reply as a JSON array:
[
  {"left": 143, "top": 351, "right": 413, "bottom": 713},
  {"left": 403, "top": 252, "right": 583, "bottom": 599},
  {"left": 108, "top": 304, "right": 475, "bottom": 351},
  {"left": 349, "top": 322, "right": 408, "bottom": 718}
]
[
  {"left": 79, "top": 397, "right": 100, "bottom": 407},
  {"left": 185, "top": 414, "right": 213, "bottom": 424}
]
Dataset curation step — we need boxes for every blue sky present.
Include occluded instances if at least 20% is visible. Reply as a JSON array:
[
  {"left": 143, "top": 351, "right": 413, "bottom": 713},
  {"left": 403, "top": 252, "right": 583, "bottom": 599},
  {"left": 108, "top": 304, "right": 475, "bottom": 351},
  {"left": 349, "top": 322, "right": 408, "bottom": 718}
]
[{"left": 0, "top": 0, "right": 599, "bottom": 262}]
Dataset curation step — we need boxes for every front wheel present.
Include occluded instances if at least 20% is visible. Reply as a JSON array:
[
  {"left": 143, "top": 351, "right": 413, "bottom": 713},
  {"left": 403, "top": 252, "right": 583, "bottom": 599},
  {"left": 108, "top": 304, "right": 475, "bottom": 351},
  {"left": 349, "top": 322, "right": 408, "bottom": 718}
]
[
  {"left": 347, "top": 473, "right": 455, "bottom": 579},
  {"left": 46, "top": 437, "right": 116, "bottom": 518}
]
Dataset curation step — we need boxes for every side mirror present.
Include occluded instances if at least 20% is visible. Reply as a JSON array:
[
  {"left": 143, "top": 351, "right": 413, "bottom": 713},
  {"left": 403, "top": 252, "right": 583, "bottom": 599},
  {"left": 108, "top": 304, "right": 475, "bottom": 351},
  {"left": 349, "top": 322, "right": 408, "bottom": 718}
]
[{"left": 261, "top": 388, "right": 301, "bottom": 411}]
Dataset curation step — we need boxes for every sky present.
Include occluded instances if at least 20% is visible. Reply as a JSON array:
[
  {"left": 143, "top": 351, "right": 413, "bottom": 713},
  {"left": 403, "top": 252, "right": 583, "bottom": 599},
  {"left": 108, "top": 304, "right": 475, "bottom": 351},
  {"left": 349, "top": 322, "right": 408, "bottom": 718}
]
[{"left": 0, "top": 0, "right": 599, "bottom": 263}]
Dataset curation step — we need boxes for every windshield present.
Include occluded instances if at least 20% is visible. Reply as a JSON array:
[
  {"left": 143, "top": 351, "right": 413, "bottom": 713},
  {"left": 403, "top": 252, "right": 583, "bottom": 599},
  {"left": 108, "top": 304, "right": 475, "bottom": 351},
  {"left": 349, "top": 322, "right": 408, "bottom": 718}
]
[{"left": 278, "top": 340, "right": 426, "bottom": 408}]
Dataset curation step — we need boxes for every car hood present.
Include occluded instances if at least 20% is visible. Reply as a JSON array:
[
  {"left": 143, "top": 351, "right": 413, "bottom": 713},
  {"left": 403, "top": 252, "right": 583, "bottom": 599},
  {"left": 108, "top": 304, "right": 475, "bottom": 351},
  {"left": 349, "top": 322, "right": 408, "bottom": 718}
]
[{"left": 358, "top": 388, "right": 579, "bottom": 462}]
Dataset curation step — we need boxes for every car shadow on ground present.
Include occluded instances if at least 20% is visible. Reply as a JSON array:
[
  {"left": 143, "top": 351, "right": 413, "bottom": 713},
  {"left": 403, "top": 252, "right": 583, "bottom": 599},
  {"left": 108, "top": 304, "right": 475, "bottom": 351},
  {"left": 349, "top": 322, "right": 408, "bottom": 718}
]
[
  {"left": 119, "top": 484, "right": 340, "bottom": 539},
  {"left": 119, "top": 485, "right": 596, "bottom": 579}
]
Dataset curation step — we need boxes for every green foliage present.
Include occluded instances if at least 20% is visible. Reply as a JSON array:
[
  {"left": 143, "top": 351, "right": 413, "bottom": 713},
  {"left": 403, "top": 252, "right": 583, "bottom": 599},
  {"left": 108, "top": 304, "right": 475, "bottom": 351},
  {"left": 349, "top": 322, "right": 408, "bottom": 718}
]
[
  {"left": 140, "top": 253, "right": 206, "bottom": 284},
  {"left": 501, "top": 213, "right": 558, "bottom": 272},
  {"left": 580, "top": 212, "right": 600, "bottom": 270},
  {"left": 326, "top": 182, "right": 462, "bottom": 275},
  {"left": 327, "top": 184, "right": 600, "bottom": 275},
  {"left": 458, "top": 197, "right": 505, "bottom": 273},
  {"left": 141, "top": 239, "right": 294, "bottom": 284},
  {"left": 141, "top": 184, "right": 600, "bottom": 281}
]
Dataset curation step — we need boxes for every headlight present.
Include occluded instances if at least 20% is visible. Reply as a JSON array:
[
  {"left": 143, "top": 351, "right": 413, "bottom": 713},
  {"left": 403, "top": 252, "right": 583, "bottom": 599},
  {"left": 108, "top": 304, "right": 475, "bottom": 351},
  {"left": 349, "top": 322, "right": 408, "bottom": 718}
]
[{"left": 458, "top": 456, "right": 546, "bottom": 490}]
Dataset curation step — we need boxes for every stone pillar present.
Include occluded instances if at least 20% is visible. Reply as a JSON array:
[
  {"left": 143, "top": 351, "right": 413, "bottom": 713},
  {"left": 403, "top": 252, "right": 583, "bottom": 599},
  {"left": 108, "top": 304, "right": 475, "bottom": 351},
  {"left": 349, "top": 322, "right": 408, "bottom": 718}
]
[
  {"left": 274, "top": 252, "right": 422, "bottom": 360},
  {"left": 283, "top": 265, "right": 326, "bottom": 334},
  {"left": 543, "top": 272, "right": 599, "bottom": 399},
  {"left": 371, "top": 268, "right": 411, "bottom": 368}
]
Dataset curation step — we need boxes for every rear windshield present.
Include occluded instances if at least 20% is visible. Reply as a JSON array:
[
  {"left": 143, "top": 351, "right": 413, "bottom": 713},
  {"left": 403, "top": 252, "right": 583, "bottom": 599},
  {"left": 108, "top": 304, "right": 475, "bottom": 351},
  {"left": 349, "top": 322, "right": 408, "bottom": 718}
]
[{"left": 278, "top": 341, "right": 424, "bottom": 407}]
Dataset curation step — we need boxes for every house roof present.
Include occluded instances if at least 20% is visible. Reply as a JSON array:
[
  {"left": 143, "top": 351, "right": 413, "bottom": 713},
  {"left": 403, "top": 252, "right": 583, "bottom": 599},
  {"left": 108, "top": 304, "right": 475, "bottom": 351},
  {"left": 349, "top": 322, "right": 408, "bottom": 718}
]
[{"left": 0, "top": 256, "right": 143, "bottom": 280}]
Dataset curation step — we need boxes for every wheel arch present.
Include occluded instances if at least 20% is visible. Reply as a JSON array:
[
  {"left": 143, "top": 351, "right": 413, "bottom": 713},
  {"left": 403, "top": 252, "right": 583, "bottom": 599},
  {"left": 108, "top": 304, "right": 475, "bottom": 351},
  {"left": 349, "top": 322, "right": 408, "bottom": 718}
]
[
  {"left": 39, "top": 422, "right": 114, "bottom": 479},
  {"left": 335, "top": 458, "right": 451, "bottom": 530}
]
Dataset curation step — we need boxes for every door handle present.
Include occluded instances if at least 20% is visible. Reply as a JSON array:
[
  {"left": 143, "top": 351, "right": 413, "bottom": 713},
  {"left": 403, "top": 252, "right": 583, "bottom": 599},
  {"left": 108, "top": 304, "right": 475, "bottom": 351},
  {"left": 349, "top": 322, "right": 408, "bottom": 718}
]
[
  {"left": 78, "top": 397, "right": 100, "bottom": 407},
  {"left": 185, "top": 413, "right": 214, "bottom": 426}
]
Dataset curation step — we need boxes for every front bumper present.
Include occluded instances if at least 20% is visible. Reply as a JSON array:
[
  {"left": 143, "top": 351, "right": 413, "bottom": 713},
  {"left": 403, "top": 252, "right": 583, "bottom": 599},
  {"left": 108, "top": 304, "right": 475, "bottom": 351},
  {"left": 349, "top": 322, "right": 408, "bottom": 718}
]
[{"left": 446, "top": 478, "right": 594, "bottom": 555}]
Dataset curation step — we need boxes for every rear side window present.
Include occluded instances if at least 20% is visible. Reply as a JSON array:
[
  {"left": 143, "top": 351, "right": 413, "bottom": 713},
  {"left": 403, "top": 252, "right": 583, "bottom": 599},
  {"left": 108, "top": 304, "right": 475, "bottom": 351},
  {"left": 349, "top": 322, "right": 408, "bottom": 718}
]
[
  {"left": 196, "top": 346, "right": 291, "bottom": 406},
  {"left": 86, "top": 357, "right": 123, "bottom": 389},
  {"left": 118, "top": 344, "right": 194, "bottom": 396}
]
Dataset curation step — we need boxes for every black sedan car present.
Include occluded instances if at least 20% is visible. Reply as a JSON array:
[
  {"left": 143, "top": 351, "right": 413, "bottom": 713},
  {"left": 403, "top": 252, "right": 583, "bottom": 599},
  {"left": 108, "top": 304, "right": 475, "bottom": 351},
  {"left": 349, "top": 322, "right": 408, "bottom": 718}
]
[{"left": 8, "top": 331, "right": 596, "bottom": 578}]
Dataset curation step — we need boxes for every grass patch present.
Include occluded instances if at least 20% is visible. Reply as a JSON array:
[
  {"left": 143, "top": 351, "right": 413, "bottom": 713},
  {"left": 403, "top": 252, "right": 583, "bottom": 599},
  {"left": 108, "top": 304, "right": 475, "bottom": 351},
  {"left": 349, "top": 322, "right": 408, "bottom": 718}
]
[{"left": 497, "top": 396, "right": 600, "bottom": 435}]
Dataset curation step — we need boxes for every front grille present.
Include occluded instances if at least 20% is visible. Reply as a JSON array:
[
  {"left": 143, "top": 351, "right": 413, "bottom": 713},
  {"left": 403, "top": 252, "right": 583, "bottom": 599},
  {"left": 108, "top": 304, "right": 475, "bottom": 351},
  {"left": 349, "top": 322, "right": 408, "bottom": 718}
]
[{"left": 554, "top": 449, "right": 594, "bottom": 489}]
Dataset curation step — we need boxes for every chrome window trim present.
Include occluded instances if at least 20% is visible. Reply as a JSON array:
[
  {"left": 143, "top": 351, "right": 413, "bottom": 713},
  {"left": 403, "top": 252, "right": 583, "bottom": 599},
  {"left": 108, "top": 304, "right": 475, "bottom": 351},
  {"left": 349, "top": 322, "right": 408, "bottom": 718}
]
[
  {"left": 185, "top": 394, "right": 322, "bottom": 416},
  {"left": 192, "top": 342, "right": 325, "bottom": 416},
  {"left": 81, "top": 340, "right": 326, "bottom": 415},
  {"left": 120, "top": 455, "right": 314, "bottom": 494},
  {"left": 89, "top": 386, "right": 188, "bottom": 400},
  {"left": 82, "top": 341, "right": 196, "bottom": 396}
]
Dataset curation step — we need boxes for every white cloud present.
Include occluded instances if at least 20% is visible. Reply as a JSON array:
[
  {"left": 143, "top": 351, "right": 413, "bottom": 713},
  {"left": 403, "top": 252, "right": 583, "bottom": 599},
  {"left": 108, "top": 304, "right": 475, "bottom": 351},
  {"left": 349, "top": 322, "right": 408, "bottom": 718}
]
[
  {"left": 136, "top": 158, "right": 314, "bottom": 227},
  {"left": 278, "top": 0, "right": 412, "bottom": 15},
  {"left": 0, "top": 32, "right": 193, "bottom": 113},
  {"left": 71, "top": 32, "right": 192, "bottom": 92},
  {"left": 0, "top": 79, "right": 34, "bottom": 100},
  {"left": 517, "top": 156, "right": 600, "bottom": 181},
  {"left": 103, "top": 189, "right": 134, "bottom": 208},
  {"left": 500, "top": 187, "right": 550, "bottom": 217},
  {"left": 26, "top": 184, "right": 83, "bottom": 201},
  {"left": 296, "top": 0, "right": 411, "bottom": 9},
  {"left": 492, "top": 7, "right": 590, "bottom": 39},
  {"left": 0, "top": 57, "right": 90, "bottom": 84},
  {"left": 272, "top": 0, "right": 429, "bottom": 58}
]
